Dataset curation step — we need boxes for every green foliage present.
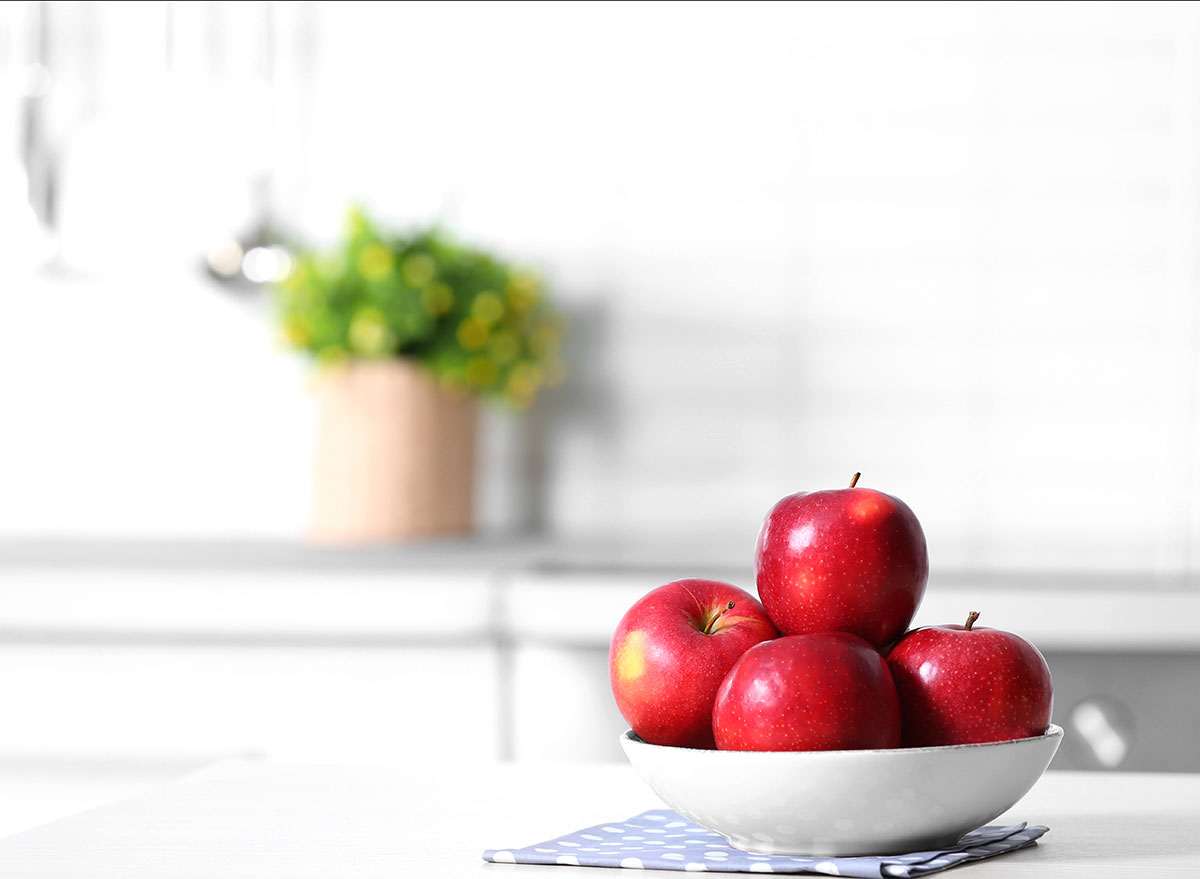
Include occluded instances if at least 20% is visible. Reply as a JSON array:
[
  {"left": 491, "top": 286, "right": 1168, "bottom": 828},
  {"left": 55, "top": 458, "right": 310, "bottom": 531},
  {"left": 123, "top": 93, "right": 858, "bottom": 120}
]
[{"left": 275, "top": 207, "right": 564, "bottom": 409}]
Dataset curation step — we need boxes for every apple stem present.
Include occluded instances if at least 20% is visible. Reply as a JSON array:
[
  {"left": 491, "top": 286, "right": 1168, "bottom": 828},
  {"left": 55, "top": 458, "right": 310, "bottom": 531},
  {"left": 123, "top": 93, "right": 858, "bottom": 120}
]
[
  {"left": 849, "top": 472, "right": 861, "bottom": 488},
  {"left": 704, "top": 601, "right": 736, "bottom": 635},
  {"left": 965, "top": 610, "right": 980, "bottom": 631}
]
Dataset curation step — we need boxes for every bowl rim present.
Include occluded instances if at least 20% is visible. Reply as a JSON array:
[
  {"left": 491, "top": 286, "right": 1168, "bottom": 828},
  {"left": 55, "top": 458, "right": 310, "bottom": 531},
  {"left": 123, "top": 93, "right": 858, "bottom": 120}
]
[{"left": 621, "top": 723, "right": 1063, "bottom": 756}]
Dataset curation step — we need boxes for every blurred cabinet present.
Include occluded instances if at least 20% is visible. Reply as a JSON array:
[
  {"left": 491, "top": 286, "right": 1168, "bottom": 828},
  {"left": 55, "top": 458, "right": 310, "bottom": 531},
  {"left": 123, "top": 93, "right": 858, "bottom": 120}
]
[
  {"left": 1044, "top": 651, "right": 1200, "bottom": 772},
  {"left": 0, "top": 551, "right": 504, "bottom": 837},
  {"left": 509, "top": 643, "right": 626, "bottom": 762},
  {"left": 0, "top": 644, "right": 499, "bottom": 762}
]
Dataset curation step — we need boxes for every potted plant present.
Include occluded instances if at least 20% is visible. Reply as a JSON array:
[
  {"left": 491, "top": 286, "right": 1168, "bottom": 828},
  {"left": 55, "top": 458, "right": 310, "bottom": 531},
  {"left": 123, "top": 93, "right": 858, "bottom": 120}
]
[{"left": 275, "top": 208, "right": 564, "bottom": 542}]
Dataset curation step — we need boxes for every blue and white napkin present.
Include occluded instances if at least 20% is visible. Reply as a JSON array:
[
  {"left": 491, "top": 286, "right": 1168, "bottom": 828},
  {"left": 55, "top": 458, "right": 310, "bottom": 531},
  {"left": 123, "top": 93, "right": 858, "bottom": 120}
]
[{"left": 484, "top": 809, "right": 1046, "bottom": 876}]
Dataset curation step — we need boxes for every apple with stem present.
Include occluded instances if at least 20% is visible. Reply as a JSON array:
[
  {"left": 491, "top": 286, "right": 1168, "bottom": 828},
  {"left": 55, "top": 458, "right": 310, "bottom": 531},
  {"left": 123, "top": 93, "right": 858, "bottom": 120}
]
[
  {"left": 755, "top": 473, "right": 928, "bottom": 649},
  {"left": 712, "top": 631, "right": 902, "bottom": 751},
  {"left": 610, "top": 579, "right": 778, "bottom": 749},
  {"left": 886, "top": 611, "right": 1054, "bottom": 747}
]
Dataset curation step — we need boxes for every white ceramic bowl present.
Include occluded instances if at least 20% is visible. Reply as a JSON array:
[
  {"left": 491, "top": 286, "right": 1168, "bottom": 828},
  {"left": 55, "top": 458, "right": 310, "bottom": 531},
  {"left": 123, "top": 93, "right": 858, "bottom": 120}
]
[{"left": 620, "top": 724, "right": 1062, "bottom": 856}]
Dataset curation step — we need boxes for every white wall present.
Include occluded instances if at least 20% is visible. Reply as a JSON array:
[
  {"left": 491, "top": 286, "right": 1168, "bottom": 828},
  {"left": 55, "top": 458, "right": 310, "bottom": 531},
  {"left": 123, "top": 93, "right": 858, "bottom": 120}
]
[{"left": 3, "top": 1, "right": 1200, "bottom": 575}]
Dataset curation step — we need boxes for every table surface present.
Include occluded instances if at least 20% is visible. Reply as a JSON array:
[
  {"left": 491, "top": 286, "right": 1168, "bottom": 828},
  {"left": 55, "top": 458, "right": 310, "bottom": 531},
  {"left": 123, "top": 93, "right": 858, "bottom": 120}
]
[{"left": 0, "top": 761, "right": 1196, "bottom": 878}]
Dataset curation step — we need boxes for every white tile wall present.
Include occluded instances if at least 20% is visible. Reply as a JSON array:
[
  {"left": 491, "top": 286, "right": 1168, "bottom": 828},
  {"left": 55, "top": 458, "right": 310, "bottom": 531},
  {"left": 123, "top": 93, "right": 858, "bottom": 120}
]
[{"left": 3, "top": 2, "right": 1200, "bottom": 577}]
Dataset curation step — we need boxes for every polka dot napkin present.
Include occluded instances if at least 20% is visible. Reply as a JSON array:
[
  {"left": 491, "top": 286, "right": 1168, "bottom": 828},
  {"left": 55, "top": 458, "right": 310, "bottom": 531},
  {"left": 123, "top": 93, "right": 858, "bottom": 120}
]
[{"left": 483, "top": 809, "right": 1046, "bottom": 876}]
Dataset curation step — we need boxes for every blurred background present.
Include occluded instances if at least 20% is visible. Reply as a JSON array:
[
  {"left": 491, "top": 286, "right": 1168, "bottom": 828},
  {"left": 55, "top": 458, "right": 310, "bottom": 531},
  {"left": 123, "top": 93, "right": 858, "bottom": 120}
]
[{"left": 2, "top": 0, "right": 1199, "bottom": 838}]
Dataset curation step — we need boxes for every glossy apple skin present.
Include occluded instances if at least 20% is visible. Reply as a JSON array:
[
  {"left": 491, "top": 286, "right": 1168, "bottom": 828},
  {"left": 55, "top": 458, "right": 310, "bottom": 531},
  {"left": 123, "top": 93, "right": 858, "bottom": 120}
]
[
  {"left": 610, "top": 579, "right": 778, "bottom": 749},
  {"left": 712, "top": 632, "right": 902, "bottom": 751},
  {"left": 755, "top": 486, "right": 928, "bottom": 648},
  {"left": 886, "top": 623, "right": 1053, "bottom": 747}
]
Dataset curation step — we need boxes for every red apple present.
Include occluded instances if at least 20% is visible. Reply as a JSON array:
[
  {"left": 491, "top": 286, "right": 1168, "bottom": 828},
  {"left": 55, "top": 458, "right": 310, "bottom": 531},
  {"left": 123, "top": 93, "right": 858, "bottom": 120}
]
[
  {"left": 886, "top": 611, "right": 1053, "bottom": 747},
  {"left": 754, "top": 474, "right": 928, "bottom": 648},
  {"left": 712, "top": 632, "right": 901, "bottom": 751},
  {"left": 610, "top": 579, "right": 778, "bottom": 749}
]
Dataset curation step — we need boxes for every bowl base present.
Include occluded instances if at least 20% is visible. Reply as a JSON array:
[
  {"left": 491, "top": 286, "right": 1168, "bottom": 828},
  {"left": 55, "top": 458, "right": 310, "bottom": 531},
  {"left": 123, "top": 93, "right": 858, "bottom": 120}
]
[{"left": 722, "top": 830, "right": 965, "bottom": 858}]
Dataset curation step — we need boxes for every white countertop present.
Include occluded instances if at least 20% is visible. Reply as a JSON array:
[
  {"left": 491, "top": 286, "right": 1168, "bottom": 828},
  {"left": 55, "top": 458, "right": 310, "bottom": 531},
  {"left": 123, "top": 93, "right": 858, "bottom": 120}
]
[
  {"left": 4, "top": 538, "right": 1200, "bottom": 650},
  {"left": 0, "top": 760, "right": 1195, "bottom": 877}
]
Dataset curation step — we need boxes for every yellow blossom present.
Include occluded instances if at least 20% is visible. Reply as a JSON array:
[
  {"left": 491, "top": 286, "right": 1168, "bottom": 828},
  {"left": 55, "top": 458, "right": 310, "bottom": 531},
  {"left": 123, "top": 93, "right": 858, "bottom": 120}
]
[
  {"left": 401, "top": 253, "right": 437, "bottom": 287},
  {"left": 465, "top": 355, "right": 499, "bottom": 388},
  {"left": 507, "top": 363, "right": 542, "bottom": 398},
  {"left": 356, "top": 243, "right": 393, "bottom": 280},
  {"left": 349, "top": 307, "right": 394, "bottom": 357},
  {"left": 281, "top": 314, "right": 311, "bottom": 348},
  {"left": 471, "top": 291, "right": 504, "bottom": 325},
  {"left": 488, "top": 331, "right": 520, "bottom": 364},
  {"left": 506, "top": 273, "right": 541, "bottom": 312},
  {"left": 421, "top": 282, "right": 455, "bottom": 315},
  {"left": 456, "top": 317, "right": 490, "bottom": 351}
]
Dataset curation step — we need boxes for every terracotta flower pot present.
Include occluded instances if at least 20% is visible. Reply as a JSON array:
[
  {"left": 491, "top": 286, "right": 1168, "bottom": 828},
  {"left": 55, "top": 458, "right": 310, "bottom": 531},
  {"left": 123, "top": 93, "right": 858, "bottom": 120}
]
[{"left": 309, "top": 360, "right": 477, "bottom": 543}]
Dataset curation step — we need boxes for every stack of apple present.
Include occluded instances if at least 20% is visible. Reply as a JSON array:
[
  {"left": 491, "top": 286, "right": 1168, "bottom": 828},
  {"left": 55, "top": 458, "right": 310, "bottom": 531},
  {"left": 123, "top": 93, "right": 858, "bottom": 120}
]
[{"left": 610, "top": 475, "right": 1053, "bottom": 751}]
